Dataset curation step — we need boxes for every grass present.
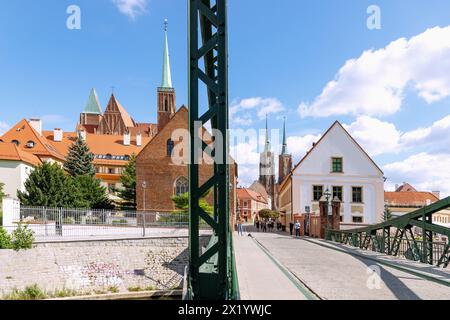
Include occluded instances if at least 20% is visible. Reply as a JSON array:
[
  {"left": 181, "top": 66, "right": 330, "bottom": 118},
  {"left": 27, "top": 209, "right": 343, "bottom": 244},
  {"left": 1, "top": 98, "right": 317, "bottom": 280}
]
[
  {"left": 4, "top": 284, "right": 48, "bottom": 300},
  {"left": 127, "top": 285, "right": 158, "bottom": 292}
]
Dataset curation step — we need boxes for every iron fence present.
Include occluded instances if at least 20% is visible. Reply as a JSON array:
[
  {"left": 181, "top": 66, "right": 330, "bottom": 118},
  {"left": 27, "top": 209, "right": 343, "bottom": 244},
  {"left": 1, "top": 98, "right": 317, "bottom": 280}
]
[
  {"left": 4, "top": 206, "right": 211, "bottom": 241},
  {"left": 328, "top": 230, "right": 448, "bottom": 265}
]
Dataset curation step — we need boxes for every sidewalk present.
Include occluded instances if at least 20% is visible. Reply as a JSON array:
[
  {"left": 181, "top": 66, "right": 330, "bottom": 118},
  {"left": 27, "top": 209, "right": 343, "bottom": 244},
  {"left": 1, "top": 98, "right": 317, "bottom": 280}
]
[{"left": 233, "top": 232, "right": 313, "bottom": 300}]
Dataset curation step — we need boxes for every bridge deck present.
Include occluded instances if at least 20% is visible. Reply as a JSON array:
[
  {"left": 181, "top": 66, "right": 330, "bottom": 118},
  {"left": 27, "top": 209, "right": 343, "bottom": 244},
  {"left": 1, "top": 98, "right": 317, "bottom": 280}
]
[{"left": 234, "top": 229, "right": 450, "bottom": 300}]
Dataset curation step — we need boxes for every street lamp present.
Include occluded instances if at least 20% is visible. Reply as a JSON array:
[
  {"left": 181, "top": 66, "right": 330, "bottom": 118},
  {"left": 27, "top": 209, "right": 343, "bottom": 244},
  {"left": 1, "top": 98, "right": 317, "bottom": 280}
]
[
  {"left": 324, "top": 187, "right": 332, "bottom": 230},
  {"left": 142, "top": 181, "right": 147, "bottom": 211}
]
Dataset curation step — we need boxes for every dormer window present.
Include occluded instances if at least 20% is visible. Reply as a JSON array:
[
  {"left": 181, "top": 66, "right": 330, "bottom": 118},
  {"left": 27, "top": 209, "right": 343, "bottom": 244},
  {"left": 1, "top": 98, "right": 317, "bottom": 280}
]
[
  {"left": 11, "top": 140, "right": 20, "bottom": 146},
  {"left": 106, "top": 154, "right": 112, "bottom": 160},
  {"left": 26, "top": 141, "right": 36, "bottom": 149},
  {"left": 332, "top": 157, "right": 343, "bottom": 173}
]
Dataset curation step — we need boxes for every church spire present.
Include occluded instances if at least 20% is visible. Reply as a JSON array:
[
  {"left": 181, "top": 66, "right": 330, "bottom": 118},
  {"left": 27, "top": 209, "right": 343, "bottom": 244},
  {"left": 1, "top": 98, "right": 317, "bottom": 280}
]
[
  {"left": 161, "top": 19, "right": 173, "bottom": 88},
  {"left": 264, "top": 115, "right": 271, "bottom": 152},
  {"left": 281, "top": 117, "right": 288, "bottom": 155}
]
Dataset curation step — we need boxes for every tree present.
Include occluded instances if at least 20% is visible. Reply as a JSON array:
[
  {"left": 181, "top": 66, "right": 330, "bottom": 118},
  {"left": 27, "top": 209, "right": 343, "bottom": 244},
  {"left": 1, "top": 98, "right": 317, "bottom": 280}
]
[
  {"left": 18, "top": 162, "right": 83, "bottom": 208},
  {"left": 383, "top": 205, "right": 393, "bottom": 222},
  {"left": 258, "top": 209, "right": 280, "bottom": 220},
  {"left": 64, "top": 134, "right": 95, "bottom": 177},
  {"left": 171, "top": 192, "right": 213, "bottom": 216},
  {"left": 117, "top": 154, "right": 137, "bottom": 210},
  {"left": 73, "top": 175, "right": 113, "bottom": 209}
]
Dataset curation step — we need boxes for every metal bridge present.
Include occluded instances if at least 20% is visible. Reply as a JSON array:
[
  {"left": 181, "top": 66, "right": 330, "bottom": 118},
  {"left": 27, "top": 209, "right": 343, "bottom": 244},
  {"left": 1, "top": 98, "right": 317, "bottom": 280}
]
[{"left": 186, "top": 0, "right": 450, "bottom": 300}]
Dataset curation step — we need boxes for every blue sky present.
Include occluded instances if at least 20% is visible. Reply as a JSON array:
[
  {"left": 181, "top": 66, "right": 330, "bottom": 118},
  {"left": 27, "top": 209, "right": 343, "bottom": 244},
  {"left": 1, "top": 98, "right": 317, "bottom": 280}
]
[{"left": 0, "top": 0, "right": 450, "bottom": 194}]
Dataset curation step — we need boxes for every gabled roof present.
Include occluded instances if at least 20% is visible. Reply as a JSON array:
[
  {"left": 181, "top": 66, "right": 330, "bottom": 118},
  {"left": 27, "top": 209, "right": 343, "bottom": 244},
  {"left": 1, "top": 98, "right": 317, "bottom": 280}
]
[
  {"left": 395, "top": 183, "right": 417, "bottom": 192},
  {"left": 385, "top": 191, "right": 439, "bottom": 206},
  {"left": 0, "top": 142, "right": 41, "bottom": 166},
  {"left": 105, "top": 95, "right": 135, "bottom": 128},
  {"left": 279, "top": 121, "right": 384, "bottom": 186},
  {"left": 237, "top": 188, "right": 268, "bottom": 204},
  {"left": 83, "top": 88, "right": 102, "bottom": 115},
  {"left": 0, "top": 119, "right": 65, "bottom": 161}
]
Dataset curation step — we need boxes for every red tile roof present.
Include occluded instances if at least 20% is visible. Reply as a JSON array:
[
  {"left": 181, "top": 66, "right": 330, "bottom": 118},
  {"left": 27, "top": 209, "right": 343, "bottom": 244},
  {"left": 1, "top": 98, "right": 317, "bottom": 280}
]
[
  {"left": 0, "top": 142, "right": 41, "bottom": 166},
  {"left": 385, "top": 191, "right": 439, "bottom": 206},
  {"left": 237, "top": 188, "right": 268, "bottom": 204}
]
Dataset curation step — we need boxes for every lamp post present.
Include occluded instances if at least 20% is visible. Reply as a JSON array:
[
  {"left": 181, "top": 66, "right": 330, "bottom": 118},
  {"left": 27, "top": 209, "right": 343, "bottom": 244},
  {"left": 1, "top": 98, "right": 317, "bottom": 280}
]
[
  {"left": 142, "top": 181, "right": 147, "bottom": 237},
  {"left": 324, "top": 187, "right": 332, "bottom": 230},
  {"left": 142, "top": 181, "right": 147, "bottom": 211}
]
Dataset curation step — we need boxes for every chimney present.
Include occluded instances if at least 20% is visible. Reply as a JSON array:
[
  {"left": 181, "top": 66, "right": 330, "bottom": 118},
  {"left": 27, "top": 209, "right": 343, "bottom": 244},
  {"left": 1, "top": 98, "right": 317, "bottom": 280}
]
[
  {"left": 29, "top": 119, "right": 42, "bottom": 136},
  {"left": 78, "top": 129, "right": 86, "bottom": 141},
  {"left": 136, "top": 133, "right": 142, "bottom": 147},
  {"left": 54, "top": 128, "right": 63, "bottom": 142},
  {"left": 432, "top": 191, "right": 440, "bottom": 200},
  {"left": 123, "top": 131, "right": 131, "bottom": 146}
]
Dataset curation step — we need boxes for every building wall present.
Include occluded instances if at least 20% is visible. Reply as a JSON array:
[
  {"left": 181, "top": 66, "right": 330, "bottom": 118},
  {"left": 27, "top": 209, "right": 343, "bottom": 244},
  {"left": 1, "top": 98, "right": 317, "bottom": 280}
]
[
  {"left": 0, "top": 161, "right": 33, "bottom": 199},
  {"left": 291, "top": 124, "right": 385, "bottom": 226},
  {"left": 278, "top": 179, "right": 292, "bottom": 227}
]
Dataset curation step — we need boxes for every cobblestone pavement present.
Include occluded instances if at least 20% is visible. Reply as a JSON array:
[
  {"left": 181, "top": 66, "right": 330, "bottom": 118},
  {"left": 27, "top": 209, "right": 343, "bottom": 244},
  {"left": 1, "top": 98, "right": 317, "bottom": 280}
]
[{"left": 250, "top": 232, "right": 450, "bottom": 300}]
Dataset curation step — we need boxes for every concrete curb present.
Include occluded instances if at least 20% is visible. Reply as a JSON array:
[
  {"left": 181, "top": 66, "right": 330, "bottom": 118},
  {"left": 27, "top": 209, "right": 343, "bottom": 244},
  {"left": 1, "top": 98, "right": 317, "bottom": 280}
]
[{"left": 46, "top": 289, "right": 183, "bottom": 300}]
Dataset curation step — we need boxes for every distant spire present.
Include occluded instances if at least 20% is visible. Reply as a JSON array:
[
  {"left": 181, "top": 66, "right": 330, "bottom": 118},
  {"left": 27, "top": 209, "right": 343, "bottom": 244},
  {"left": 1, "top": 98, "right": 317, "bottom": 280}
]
[
  {"left": 281, "top": 117, "right": 288, "bottom": 155},
  {"left": 161, "top": 19, "right": 173, "bottom": 88},
  {"left": 264, "top": 115, "right": 271, "bottom": 153},
  {"left": 83, "top": 88, "right": 102, "bottom": 115}
]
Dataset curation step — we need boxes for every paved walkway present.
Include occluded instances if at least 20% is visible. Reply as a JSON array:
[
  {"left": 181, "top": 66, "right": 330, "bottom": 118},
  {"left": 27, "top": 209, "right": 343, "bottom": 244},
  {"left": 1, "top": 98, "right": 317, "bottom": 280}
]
[
  {"left": 233, "top": 231, "right": 315, "bottom": 300},
  {"left": 248, "top": 232, "right": 450, "bottom": 300}
]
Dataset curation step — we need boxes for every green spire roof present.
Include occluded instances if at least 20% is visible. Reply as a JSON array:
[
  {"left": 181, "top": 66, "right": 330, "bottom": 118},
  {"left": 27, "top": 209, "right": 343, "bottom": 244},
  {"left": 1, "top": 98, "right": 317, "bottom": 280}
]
[
  {"left": 282, "top": 117, "right": 288, "bottom": 155},
  {"left": 83, "top": 88, "right": 102, "bottom": 115},
  {"left": 264, "top": 115, "right": 271, "bottom": 153},
  {"left": 161, "top": 20, "right": 173, "bottom": 88}
]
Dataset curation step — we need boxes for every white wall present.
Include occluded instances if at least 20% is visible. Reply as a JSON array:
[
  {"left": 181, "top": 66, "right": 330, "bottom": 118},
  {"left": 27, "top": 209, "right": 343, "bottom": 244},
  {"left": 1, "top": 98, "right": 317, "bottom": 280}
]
[
  {"left": 291, "top": 124, "right": 385, "bottom": 226},
  {"left": 0, "top": 160, "right": 34, "bottom": 199}
]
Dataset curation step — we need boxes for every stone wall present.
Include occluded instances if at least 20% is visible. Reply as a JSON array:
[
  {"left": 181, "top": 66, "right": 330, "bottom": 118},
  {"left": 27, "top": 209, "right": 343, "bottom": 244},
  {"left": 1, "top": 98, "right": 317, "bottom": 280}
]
[{"left": 0, "top": 236, "right": 210, "bottom": 298}]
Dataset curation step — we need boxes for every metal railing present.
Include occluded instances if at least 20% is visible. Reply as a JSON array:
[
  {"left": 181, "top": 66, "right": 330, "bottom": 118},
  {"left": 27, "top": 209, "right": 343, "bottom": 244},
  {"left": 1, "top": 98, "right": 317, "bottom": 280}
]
[
  {"left": 4, "top": 206, "right": 211, "bottom": 241},
  {"left": 327, "top": 230, "right": 448, "bottom": 265}
]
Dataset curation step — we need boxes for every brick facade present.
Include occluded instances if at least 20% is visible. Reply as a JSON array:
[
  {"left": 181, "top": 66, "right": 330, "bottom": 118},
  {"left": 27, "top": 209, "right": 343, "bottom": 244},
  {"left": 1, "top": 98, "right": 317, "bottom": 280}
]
[{"left": 136, "top": 107, "right": 237, "bottom": 215}]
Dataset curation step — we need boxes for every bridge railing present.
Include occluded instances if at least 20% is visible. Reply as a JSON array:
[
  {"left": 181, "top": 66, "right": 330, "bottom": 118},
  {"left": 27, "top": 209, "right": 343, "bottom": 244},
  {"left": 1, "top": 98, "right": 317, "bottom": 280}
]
[{"left": 326, "top": 196, "right": 450, "bottom": 268}]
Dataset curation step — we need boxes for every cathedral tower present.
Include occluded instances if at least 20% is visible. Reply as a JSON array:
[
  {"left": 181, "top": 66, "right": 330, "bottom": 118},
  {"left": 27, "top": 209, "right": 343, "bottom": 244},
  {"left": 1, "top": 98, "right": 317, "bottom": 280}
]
[
  {"left": 278, "top": 117, "right": 293, "bottom": 184},
  {"left": 78, "top": 88, "right": 103, "bottom": 134},
  {"left": 157, "top": 20, "right": 176, "bottom": 132},
  {"left": 259, "top": 117, "right": 276, "bottom": 209}
]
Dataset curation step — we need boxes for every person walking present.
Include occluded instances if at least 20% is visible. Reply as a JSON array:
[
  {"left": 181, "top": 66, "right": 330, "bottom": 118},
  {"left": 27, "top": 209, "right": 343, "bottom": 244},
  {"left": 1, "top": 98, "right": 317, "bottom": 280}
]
[
  {"left": 237, "top": 217, "right": 244, "bottom": 236},
  {"left": 256, "top": 220, "right": 260, "bottom": 232},
  {"left": 262, "top": 220, "right": 267, "bottom": 233},
  {"left": 289, "top": 221, "right": 294, "bottom": 236},
  {"left": 294, "top": 220, "right": 301, "bottom": 238}
]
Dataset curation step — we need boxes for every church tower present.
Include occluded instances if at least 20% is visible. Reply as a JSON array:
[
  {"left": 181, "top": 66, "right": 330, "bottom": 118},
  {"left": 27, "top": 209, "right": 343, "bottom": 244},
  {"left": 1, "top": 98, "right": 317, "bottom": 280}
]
[
  {"left": 78, "top": 88, "right": 103, "bottom": 134},
  {"left": 278, "top": 117, "right": 292, "bottom": 184},
  {"left": 157, "top": 20, "right": 176, "bottom": 132},
  {"left": 259, "top": 117, "right": 276, "bottom": 209}
]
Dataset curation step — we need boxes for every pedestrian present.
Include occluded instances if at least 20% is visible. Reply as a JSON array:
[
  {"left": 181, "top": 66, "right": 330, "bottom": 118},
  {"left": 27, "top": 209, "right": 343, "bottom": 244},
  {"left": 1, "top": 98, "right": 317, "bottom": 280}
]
[
  {"left": 256, "top": 220, "right": 260, "bottom": 232},
  {"left": 237, "top": 217, "right": 244, "bottom": 236},
  {"left": 262, "top": 221, "right": 267, "bottom": 233},
  {"left": 294, "top": 220, "right": 301, "bottom": 238},
  {"left": 289, "top": 221, "right": 294, "bottom": 236}
]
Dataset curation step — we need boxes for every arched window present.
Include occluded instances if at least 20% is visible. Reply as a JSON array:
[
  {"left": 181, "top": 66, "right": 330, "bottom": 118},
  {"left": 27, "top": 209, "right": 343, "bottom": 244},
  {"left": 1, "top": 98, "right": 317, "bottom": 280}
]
[
  {"left": 175, "top": 177, "right": 189, "bottom": 196},
  {"left": 167, "top": 139, "right": 174, "bottom": 157},
  {"left": 164, "top": 98, "right": 168, "bottom": 111}
]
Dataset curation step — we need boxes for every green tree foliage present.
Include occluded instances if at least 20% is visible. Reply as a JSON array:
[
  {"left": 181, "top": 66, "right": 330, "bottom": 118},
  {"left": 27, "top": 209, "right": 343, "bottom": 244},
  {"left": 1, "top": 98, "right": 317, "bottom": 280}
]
[
  {"left": 0, "top": 227, "right": 12, "bottom": 249},
  {"left": 11, "top": 224, "right": 35, "bottom": 250},
  {"left": 118, "top": 154, "right": 137, "bottom": 210},
  {"left": 0, "top": 182, "right": 5, "bottom": 226},
  {"left": 258, "top": 209, "right": 280, "bottom": 220},
  {"left": 73, "top": 175, "right": 113, "bottom": 209},
  {"left": 17, "top": 162, "right": 83, "bottom": 208},
  {"left": 383, "top": 206, "right": 393, "bottom": 222},
  {"left": 63, "top": 135, "right": 95, "bottom": 177},
  {"left": 171, "top": 191, "right": 213, "bottom": 216}
]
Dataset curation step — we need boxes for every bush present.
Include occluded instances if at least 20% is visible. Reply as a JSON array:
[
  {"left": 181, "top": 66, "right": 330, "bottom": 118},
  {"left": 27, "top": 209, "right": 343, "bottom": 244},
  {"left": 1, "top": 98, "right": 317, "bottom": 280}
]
[
  {"left": 5, "top": 284, "right": 47, "bottom": 300},
  {"left": 112, "top": 219, "right": 128, "bottom": 226},
  {"left": 11, "top": 224, "right": 35, "bottom": 251},
  {"left": 0, "top": 227, "right": 12, "bottom": 249},
  {"left": 63, "top": 217, "right": 75, "bottom": 225}
]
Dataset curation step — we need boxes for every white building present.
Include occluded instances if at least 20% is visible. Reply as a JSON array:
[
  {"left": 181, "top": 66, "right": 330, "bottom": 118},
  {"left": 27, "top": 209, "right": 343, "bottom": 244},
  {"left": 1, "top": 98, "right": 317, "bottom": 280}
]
[
  {"left": 279, "top": 121, "right": 385, "bottom": 229},
  {"left": 0, "top": 143, "right": 39, "bottom": 199}
]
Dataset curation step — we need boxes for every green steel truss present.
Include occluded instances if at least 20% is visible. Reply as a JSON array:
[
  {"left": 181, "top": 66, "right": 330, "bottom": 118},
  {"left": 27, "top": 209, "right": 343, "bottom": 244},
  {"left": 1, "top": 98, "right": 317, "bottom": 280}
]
[
  {"left": 327, "top": 197, "right": 450, "bottom": 268},
  {"left": 187, "top": 0, "right": 237, "bottom": 300}
]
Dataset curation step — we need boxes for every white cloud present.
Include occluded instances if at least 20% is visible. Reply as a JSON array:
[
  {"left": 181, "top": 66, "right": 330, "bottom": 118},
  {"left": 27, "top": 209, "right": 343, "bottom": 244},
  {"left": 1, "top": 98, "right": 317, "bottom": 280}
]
[
  {"left": 287, "top": 134, "right": 322, "bottom": 162},
  {"left": 230, "top": 135, "right": 260, "bottom": 187},
  {"left": 112, "top": 0, "right": 148, "bottom": 19},
  {"left": 400, "top": 114, "right": 450, "bottom": 153},
  {"left": 344, "top": 116, "right": 401, "bottom": 156},
  {"left": 383, "top": 153, "right": 450, "bottom": 198},
  {"left": 0, "top": 121, "right": 9, "bottom": 136},
  {"left": 231, "top": 97, "right": 285, "bottom": 125},
  {"left": 299, "top": 26, "right": 450, "bottom": 118}
]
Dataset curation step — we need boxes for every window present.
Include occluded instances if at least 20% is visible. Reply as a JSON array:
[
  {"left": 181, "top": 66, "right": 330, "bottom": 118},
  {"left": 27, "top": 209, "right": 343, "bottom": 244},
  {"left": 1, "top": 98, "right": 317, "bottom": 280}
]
[
  {"left": 332, "top": 157, "right": 343, "bottom": 173},
  {"left": 340, "top": 215, "right": 344, "bottom": 222},
  {"left": 11, "top": 140, "right": 20, "bottom": 146},
  {"left": 313, "top": 185, "right": 323, "bottom": 201},
  {"left": 167, "top": 139, "right": 174, "bottom": 157},
  {"left": 108, "top": 168, "right": 115, "bottom": 174},
  {"left": 352, "top": 216, "right": 363, "bottom": 223},
  {"left": 352, "top": 187, "right": 363, "bottom": 203},
  {"left": 243, "top": 201, "right": 248, "bottom": 208},
  {"left": 26, "top": 140, "right": 35, "bottom": 149},
  {"left": 332, "top": 186, "right": 343, "bottom": 201},
  {"left": 175, "top": 177, "right": 189, "bottom": 196},
  {"left": 106, "top": 154, "right": 112, "bottom": 160}
]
